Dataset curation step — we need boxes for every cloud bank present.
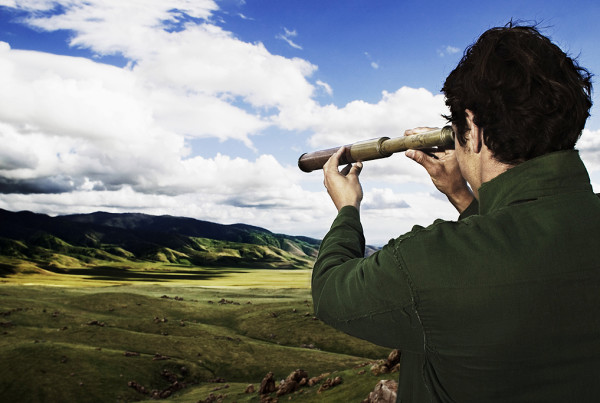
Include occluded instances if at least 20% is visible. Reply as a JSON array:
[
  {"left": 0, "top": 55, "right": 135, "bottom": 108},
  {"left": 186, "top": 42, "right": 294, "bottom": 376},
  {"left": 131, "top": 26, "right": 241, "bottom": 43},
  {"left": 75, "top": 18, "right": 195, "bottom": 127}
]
[{"left": 0, "top": 0, "right": 598, "bottom": 245}]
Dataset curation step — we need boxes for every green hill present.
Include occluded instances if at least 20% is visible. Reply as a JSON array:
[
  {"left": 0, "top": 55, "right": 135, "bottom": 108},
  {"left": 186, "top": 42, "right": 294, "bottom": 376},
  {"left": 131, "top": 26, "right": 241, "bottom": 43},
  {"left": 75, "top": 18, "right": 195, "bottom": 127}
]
[{"left": 0, "top": 209, "right": 321, "bottom": 274}]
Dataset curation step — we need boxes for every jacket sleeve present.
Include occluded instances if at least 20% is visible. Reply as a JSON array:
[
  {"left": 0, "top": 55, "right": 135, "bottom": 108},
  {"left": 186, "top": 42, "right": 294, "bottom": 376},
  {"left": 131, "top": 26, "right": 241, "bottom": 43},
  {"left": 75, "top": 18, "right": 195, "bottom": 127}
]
[
  {"left": 459, "top": 199, "right": 479, "bottom": 220},
  {"left": 311, "top": 206, "right": 424, "bottom": 352}
]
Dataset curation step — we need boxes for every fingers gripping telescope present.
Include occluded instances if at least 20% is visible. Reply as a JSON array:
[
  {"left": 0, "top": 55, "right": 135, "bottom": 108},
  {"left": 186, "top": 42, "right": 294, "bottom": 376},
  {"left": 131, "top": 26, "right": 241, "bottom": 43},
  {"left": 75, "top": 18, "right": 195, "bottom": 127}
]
[{"left": 297, "top": 126, "right": 455, "bottom": 172}]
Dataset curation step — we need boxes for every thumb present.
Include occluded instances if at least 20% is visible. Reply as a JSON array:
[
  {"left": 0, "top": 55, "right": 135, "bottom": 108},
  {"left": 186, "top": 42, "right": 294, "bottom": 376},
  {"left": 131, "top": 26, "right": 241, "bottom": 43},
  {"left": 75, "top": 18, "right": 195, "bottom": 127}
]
[{"left": 349, "top": 161, "right": 363, "bottom": 176}]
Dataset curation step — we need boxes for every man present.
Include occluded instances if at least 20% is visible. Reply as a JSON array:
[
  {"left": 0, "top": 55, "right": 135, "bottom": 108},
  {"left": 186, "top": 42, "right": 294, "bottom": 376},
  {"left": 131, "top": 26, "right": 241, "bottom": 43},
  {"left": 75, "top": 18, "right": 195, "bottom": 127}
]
[{"left": 312, "top": 23, "right": 600, "bottom": 402}]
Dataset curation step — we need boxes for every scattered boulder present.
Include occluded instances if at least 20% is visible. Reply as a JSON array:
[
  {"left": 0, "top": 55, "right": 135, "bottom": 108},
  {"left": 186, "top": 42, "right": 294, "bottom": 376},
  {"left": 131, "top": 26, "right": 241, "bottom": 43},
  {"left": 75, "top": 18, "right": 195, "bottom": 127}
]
[
  {"left": 1, "top": 307, "right": 24, "bottom": 317},
  {"left": 160, "top": 295, "right": 184, "bottom": 301},
  {"left": 217, "top": 298, "right": 240, "bottom": 305},
  {"left": 371, "top": 349, "right": 401, "bottom": 375},
  {"left": 276, "top": 369, "right": 308, "bottom": 396},
  {"left": 308, "top": 373, "right": 329, "bottom": 387},
  {"left": 150, "top": 380, "right": 185, "bottom": 399},
  {"left": 161, "top": 369, "right": 178, "bottom": 383},
  {"left": 124, "top": 351, "right": 140, "bottom": 357},
  {"left": 258, "top": 372, "right": 276, "bottom": 395},
  {"left": 387, "top": 349, "right": 401, "bottom": 368},
  {"left": 286, "top": 369, "right": 308, "bottom": 384},
  {"left": 256, "top": 369, "right": 344, "bottom": 399},
  {"left": 86, "top": 320, "right": 105, "bottom": 327},
  {"left": 199, "top": 393, "right": 219, "bottom": 403},
  {"left": 128, "top": 369, "right": 188, "bottom": 399},
  {"left": 362, "top": 379, "right": 398, "bottom": 403},
  {"left": 318, "top": 376, "right": 343, "bottom": 393},
  {"left": 276, "top": 382, "right": 297, "bottom": 396},
  {"left": 128, "top": 380, "right": 148, "bottom": 395},
  {"left": 245, "top": 384, "right": 255, "bottom": 393}
]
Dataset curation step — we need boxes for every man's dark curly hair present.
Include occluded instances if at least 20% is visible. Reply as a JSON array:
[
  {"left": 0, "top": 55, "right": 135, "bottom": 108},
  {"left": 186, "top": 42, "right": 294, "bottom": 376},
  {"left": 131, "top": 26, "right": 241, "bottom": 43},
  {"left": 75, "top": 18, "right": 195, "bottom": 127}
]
[{"left": 442, "top": 22, "right": 593, "bottom": 164}]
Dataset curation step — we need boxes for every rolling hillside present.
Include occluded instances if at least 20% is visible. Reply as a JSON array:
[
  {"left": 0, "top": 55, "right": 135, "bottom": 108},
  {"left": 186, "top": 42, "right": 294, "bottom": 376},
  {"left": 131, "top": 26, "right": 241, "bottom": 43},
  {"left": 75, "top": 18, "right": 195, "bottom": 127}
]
[{"left": 0, "top": 209, "right": 321, "bottom": 273}]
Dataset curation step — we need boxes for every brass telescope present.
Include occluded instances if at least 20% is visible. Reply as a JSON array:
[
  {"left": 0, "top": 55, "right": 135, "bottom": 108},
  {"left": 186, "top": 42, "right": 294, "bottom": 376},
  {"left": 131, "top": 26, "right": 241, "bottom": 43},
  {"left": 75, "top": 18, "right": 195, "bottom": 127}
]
[{"left": 298, "top": 126, "right": 455, "bottom": 172}]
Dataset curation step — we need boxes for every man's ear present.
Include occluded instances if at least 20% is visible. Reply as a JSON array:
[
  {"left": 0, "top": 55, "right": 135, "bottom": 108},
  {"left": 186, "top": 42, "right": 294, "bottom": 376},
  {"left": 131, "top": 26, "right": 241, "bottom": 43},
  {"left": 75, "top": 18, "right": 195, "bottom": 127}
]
[{"left": 465, "top": 109, "right": 483, "bottom": 153}]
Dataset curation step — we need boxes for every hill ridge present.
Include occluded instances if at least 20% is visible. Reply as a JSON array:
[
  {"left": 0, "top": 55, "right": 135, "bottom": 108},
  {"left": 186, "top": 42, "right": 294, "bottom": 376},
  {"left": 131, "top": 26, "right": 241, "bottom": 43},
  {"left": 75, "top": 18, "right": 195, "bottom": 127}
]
[{"left": 0, "top": 208, "right": 321, "bottom": 272}]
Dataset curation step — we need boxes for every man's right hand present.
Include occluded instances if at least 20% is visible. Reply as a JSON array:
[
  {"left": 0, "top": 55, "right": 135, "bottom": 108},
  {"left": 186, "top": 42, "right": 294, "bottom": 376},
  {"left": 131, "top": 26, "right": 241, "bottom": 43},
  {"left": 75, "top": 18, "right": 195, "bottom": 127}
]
[
  {"left": 404, "top": 127, "right": 475, "bottom": 214},
  {"left": 323, "top": 146, "right": 364, "bottom": 212}
]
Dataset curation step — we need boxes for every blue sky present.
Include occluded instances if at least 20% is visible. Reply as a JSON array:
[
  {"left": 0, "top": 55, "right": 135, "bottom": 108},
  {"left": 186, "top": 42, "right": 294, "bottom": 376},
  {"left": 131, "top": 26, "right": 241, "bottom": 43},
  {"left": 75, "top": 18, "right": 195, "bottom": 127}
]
[{"left": 0, "top": 0, "right": 599, "bottom": 245}]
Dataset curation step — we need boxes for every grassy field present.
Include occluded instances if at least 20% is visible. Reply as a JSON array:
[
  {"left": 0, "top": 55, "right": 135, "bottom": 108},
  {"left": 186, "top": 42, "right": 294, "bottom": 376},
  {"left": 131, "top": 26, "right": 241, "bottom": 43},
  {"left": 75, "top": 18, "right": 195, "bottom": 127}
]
[
  {"left": 0, "top": 267, "right": 398, "bottom": 402},
  {"left": 1, "top": 256, "right": 314, "bottom": 289}
]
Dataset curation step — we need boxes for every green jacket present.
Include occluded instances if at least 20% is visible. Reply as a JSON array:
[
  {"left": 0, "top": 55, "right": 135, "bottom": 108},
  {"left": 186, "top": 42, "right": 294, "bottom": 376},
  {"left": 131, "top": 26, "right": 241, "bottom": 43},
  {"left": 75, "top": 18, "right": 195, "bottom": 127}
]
[{"left": 312, "top": 150, "right": 600, "bottom": 402}]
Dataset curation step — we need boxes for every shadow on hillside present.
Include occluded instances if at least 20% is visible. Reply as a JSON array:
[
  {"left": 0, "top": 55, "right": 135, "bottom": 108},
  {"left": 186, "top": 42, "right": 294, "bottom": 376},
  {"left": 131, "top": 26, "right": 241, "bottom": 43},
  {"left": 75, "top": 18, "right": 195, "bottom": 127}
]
[
  {"left": 44, "top": 265, "right": 246, "bottom": 282},
  {"left": 0, "top": 264, "right": 16, "bottom": 278}
]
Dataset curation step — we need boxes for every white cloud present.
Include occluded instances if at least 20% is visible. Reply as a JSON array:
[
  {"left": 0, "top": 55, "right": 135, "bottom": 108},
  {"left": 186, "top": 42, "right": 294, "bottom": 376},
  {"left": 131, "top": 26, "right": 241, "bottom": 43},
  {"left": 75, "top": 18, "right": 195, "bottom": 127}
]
[
  {"left": 0, "top": 1, "right": 462, "bottom": 242},
  {"left": 0, "top": 48, "right": 155, "bottom": 142},
  {"left": 21, "top": 0, "right": 218, "bottom": 50},
  {"left": 302, "top": 86, "right": 447, "bottom": 148},
  {"left": 18, "top": 2, "right": 317, "bottom": 112},
  {"left": 130, "top": 25, "right": 316, "bottom": 110},
  {"left": 578, "top": 128, "right": 600, "bottom": 169},
  {"left": 446, "top": 45, "right": 460, "bottom": 54},
  {"left": 438, "top": 45, "right": 461, "bottom": 57},
  {"left": 276, "top": 27, "right": 303, "bottom": 50},
  {"left": 362, "top": 188, "right": 409, "bottom": 210},
  {"left": 364, "top": 51, "right": 380, "bottom": 69},
  {"left": 360, "top": 189, "right": 458, "bottom": 244},
  {"left": 0, "top": 0, "right": 54, "bottom": 9},
  {"left": 578, "top": 128, "right": 600, "bottom": 194},
  {"left": 316, "top": 80, "right": 333, "bottom": 96}
]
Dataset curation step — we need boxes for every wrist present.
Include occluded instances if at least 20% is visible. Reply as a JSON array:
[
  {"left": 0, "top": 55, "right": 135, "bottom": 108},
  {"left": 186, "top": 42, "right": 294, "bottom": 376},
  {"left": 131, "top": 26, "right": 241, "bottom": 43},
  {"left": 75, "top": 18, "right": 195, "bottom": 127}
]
[
  {"left": 335, "top": 199, "right": 361, "bottom": 212},
  {"left": 447, "top": 186, "right": 475, "bottom": 214}
]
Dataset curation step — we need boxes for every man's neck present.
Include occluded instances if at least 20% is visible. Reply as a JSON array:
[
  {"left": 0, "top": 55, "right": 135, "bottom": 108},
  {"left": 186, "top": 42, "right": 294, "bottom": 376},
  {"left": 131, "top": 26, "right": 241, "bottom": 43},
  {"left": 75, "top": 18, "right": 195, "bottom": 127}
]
[{"left": 473, "top": 146, "right": 513, "bottom": 199}]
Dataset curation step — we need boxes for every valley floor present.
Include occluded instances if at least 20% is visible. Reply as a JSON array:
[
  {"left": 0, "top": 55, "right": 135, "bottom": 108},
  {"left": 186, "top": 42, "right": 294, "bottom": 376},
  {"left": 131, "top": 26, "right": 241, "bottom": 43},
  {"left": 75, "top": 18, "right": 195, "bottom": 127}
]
[{"left": 0, "top": 273, "right": 397, "bottom": 402}]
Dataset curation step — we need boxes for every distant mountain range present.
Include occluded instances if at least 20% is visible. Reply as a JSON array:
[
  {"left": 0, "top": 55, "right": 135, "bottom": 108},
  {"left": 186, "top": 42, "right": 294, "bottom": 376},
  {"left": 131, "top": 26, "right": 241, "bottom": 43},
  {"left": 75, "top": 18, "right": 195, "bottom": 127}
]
[{"left": 0, "top": 209, "right": 324, "bottom": 273}]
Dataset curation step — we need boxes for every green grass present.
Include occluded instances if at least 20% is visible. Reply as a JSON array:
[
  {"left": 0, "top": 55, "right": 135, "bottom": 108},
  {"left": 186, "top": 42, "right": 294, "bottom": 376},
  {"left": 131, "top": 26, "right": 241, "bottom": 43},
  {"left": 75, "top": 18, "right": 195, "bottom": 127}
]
[
  {"left": 0, "top": 256, "right": 313, "bottom": 288},
  {"left": 0, "top": 284, "right": 396, "bottom": 402}
]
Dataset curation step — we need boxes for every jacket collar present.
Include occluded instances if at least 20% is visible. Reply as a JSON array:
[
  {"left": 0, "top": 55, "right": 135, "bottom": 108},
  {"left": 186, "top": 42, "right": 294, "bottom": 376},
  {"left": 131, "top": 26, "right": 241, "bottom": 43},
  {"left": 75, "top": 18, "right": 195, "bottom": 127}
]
[{"left": 477, "top": 150, "right": 592, "bottom": 216}]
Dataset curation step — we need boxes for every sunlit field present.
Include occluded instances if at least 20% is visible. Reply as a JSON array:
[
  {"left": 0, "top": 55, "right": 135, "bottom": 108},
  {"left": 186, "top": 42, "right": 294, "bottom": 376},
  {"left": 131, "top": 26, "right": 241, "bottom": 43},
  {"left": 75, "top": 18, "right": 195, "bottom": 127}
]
[
  {"left": 0, "top": 264, "right": 397, "bottom": 402},
  {"left": 1, "top": 261, "right": 312, "bottom": 289}
]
